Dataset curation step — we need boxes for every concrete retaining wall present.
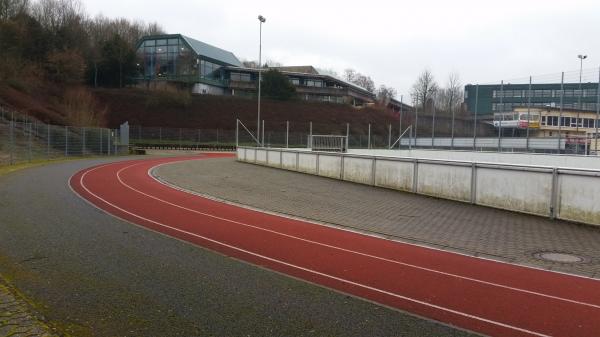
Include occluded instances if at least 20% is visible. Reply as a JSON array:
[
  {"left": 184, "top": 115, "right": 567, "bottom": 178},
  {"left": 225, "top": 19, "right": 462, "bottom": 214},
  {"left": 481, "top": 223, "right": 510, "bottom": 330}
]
[{"left": 237, "top": 147, "right": 600, "bottom": 226}]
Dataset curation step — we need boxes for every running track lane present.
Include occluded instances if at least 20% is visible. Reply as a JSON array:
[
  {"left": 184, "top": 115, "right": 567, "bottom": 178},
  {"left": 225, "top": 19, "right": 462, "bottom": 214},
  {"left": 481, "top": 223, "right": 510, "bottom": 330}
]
[{"left": 69, "top": 154, "right": 600, "bottom": 337}]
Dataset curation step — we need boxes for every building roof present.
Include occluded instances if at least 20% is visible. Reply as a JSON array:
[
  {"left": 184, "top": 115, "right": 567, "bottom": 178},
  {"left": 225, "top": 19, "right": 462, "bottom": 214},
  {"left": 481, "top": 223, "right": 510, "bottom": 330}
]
[
  {"left": 272, "top": 66, "right": 319, "bottom": 75},
  {"left": 180, "top": 35, "right": 242, "bottom": 67},
  {"left": 137, "top": 34, "right": 242, "bottom": 67},
  {"left": 224, "top": 66, "right": 376, "bottom": 98}
]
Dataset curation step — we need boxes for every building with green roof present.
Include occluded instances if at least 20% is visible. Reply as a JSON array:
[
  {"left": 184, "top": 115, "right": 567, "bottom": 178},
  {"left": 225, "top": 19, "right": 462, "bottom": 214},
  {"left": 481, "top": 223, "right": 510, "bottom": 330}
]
[{"left": 134, "top": 33, "right": 378, "bottom": 106}]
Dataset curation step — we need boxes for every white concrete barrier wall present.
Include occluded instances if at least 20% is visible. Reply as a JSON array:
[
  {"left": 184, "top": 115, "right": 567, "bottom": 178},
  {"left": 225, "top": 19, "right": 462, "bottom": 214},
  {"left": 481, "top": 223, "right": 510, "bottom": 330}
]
[
  {"left": 236, "top": 147, "right": 600, "bottom": 226},
  {"left": 281, "top": 152, "right": 297, "bottom": 170},
  {"left": 245, "top": 148, "right": 256, "bottom": 162},
  {"left": 343, "top": 156, "right": 373, "bottom": 185},
  {"left": 475, "top": 167, "right": 552, "bottom": 216},
  {"left": 267, "top": 150, "right": 280, "bottom": 166},
  {"left": 298, "top": 153, "right": 317, "bottom": 174},
  {"left": 317, "top": 154, "right": 342, "bottom": 179},
  {"left": 256, "top": 149, "right": 267, "bottom": 164},
  {"left": 558, "top": 173, "right": 600, "bottom": 224},
  {"left": 374, "top": 159, "right": 414, "bottom": 191},
  {"left": 417, "top": 163, "right": 472, "bottom": 202}
]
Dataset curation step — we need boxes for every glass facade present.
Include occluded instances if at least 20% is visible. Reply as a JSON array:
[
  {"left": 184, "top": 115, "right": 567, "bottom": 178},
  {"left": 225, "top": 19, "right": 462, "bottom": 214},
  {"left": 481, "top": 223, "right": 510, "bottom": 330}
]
[
  {"left": 137, "top": 37, "right": 193, "bottom": 79},
  {"left": 465, "top": 83, "right": 600, "bottom": 115},
  {"left": 136, "top": 36, "right": 226, "bottom": 83}
]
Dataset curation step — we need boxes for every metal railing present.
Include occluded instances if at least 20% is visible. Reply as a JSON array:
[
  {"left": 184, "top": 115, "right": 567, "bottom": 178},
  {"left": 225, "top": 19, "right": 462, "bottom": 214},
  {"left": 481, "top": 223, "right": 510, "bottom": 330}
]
[{"left": 0, "top": 107, "right": 122, "bottom": 166}]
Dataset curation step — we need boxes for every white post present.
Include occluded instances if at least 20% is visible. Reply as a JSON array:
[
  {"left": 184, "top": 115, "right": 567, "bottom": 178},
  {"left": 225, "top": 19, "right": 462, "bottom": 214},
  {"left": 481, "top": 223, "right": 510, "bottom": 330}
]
[{"left": 388, "top": 123, "right": 392, "bottom": 149}]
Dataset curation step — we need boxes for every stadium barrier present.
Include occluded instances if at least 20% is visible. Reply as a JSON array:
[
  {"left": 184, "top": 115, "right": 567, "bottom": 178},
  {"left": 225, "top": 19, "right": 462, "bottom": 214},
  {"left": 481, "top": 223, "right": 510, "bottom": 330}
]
[{"left": 237, "top": 146, "right": 600, "bottom": 226}]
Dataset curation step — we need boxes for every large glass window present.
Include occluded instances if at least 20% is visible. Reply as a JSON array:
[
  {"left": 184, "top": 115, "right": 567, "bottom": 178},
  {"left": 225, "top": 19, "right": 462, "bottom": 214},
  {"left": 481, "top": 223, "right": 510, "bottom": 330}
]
[
  {"left": 137, "top": 37, "right": 198, "bottom": 79},
  {"left": 200, "top": 60, "right": 221, "bottom": 80},
  {"left": 230, "top": 72, "right": 251, "bottom": 82},
  {"left": 305, "top": 79, "right": 323, "bottom": 87}
]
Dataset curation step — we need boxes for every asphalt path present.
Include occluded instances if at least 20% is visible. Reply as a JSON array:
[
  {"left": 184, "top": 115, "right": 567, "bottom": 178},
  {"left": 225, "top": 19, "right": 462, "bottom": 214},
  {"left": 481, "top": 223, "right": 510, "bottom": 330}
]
[{"left": 0, "top": 155, "right": 476, "bottom": 337}]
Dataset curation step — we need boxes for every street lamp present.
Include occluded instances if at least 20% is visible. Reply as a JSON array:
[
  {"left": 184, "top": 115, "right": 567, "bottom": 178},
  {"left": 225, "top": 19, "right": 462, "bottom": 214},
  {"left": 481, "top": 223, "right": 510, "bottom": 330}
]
[
  {"left": 578, "top": 54, "right": 588, "bottom": 108},
  {"left": 257, "top": 15, "right": 266, "bottom": 146},
  {"left": 577, "top": 54, "right": 587, "bottom": 153}
]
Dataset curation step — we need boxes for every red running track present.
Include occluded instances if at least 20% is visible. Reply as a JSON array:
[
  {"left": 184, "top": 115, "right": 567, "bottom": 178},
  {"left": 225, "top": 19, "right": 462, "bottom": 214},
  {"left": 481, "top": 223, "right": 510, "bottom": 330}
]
[{"left": 69, "top": 154, "right": 600, "bottom": 337}]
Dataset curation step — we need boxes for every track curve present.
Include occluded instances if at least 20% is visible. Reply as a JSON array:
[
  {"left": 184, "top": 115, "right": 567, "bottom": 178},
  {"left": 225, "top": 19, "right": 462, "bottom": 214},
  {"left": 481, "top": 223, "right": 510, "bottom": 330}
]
[{"left": 69, "top": 154, "right": 600, "bottom": 337}]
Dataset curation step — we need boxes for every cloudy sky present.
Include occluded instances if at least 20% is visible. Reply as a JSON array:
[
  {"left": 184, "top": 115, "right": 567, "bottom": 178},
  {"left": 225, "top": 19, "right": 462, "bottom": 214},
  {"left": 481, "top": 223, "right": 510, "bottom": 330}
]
[{"left": 83, "top": 0, "right": 600, "bottom": 96}]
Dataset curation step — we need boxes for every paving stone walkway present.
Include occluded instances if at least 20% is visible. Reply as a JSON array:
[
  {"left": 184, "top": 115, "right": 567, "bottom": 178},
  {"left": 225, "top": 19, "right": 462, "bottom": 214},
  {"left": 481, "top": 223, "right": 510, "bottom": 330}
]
[
  {"left": 155, "top": 157, "right": 600, "bottom": 279},
  {"left": 0, "top": 280, "right": 57, "bottom": 337}
]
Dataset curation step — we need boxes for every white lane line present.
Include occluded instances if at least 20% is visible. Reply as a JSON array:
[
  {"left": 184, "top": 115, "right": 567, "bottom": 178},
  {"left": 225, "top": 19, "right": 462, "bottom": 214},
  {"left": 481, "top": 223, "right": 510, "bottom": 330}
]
[
  {"left": 149, "top": 162, "right": 600, "bottom": 286},
  {"left": 121, "top": 161, "right": 600, "bottom": 311},
  {"left": 77, "top": 163, "right": 551, "bottom": 337}
]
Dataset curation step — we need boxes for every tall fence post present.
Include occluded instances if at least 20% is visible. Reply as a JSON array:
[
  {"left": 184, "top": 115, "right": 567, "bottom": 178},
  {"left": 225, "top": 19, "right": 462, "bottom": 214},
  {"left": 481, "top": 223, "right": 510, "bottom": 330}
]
[
  {"left": 473, "top": 84, "right": 479, "bottom": 151},
  {"left": 409, "top": 125, "right": 413, "bottom": 150},
  {"left": 388, "top": 123, "right": 391, "bottom": 149},
  {"left": 82, "top": 127, "right": 86, "bottom": 155},
  {"left": 498, "top": 80, "right": 504, "bottom": 152},
  {"left": 451, "top": 97, "right": 455, "bottom": 150},
  {"left": 346, "top": 123, "right": 349, "bottom": 150},
  {"left": 179, "top": 128, "right": 182, "bottom": 148},
  {"left": 399, "top": 95, "right": 403, "bottom": 149},
  {"left": 262, "top": 120, "right": 265, "bottom": 147},
  {"left": 65, "top": 126, "right": 68, "bottom": 156},
  {"left": 235, "top": 119, "right": 239, "bottom": 148},
  {"left": 526, "top": 76, "right": 532, "bottom": 153},
  {"left": 286, "top": 121, "right": 289, "bottom": 148},
  {"left": 28, "top": 121, "right": 32, "bottom": 162},
  {"left": 595, "top": 66, "right": 600, "bottom": 155},
  {"left": 107, "top": 129, "right": 111, "bottom": 155},
  {"left": 559, "top": 72, "right": 564, "bottom": 153},
  {"left": 309, "top": 121, "right": 312, "bottom": 148},
  {"left": 368, "top": 123, "right": 371, "bottom": 149},
  {"left": 9, "top": 112, "right": 14, "bottom": 164},
  {"left": 47, "top": 123, "right": 50, "bottom": 159},
  {"left": 431, "top": 100, "right": 436, "bottom": 149},
  {"left": 414, "top": 102, "right": 418, "bottom": 148}
]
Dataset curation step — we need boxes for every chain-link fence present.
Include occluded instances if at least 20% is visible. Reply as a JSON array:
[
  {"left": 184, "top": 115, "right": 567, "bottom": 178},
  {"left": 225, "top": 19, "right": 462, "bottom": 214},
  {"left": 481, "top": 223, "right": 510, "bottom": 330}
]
[
  {"left": 129, "top": 125, "right": 237, "bottom": 150},
  {"left": 234, "top": 67, "right": 600, "bottom": 155},
  {"left": 0, "top": 107, "right": 122, "bottom": 166}
]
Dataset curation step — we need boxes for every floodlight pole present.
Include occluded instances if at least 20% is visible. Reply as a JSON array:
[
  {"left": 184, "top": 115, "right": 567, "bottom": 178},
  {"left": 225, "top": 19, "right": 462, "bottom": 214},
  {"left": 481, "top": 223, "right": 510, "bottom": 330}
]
[
  {"left": 577, "top": 54, "right": 587, "bottom": 154},
  {"left": 257, "top": 15, "right": 266, "bottom": 147}
]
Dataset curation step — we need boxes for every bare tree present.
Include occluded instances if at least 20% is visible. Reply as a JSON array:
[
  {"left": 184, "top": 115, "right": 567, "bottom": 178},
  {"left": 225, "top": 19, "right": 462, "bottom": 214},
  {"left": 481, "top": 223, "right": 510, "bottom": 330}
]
[
  {"left": 343, "top": 68, "right": 356, "bottom": 82},
  {"left": 411, "top": 69, "right": 438, "bottom": 113},
  {"left": 376, "top": 84, "right": 397, "bottom": 105},
  {"left": 0, "top": 0, "right": 29, "bottom": 19},
  {"left": 445, "top": 73, "right": 462, "bottom": 114},
  {"left": 354, "top": 74, "right": 375, "bottom": 93},
  {"left": 31, "top": 0, "right": 85, "bottom": 33},
  {"left": 264, "top": 59, "right": 282, "bottom": 67}
]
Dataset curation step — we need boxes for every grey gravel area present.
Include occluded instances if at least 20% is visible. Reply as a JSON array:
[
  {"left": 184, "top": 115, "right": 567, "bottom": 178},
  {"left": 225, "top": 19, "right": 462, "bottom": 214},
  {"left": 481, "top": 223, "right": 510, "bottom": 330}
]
[
  {"left": 155, "top": 157, "right": 600, "bottom": 279},
  {"left": 0, "top": 155, "right": 476, "bottom": 337}
]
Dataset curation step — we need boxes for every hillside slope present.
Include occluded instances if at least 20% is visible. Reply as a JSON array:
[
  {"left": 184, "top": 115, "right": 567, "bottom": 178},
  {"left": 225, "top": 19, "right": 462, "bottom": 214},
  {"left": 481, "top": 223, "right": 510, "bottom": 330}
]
[{"left": 95, "top": 88, "right": 398, "bottom": 134}]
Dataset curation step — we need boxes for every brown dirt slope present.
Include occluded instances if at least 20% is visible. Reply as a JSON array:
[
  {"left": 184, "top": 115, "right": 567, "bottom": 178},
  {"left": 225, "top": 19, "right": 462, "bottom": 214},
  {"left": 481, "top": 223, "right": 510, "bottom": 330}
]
[{"left": 95, "top": 88, "right": 398, "bottom": 134}]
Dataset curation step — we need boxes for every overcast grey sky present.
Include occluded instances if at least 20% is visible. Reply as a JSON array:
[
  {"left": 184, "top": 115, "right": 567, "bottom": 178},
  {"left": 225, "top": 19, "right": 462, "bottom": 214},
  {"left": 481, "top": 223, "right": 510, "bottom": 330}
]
[{"left": 83, "top": 0, "right": 600, "bottom": 96}]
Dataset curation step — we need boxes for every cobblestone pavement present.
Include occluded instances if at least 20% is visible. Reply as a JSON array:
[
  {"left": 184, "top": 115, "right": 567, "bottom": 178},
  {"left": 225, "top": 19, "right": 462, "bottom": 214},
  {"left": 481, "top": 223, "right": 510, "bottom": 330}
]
[
  {"left": 155, "top": 157, "right": 600, "bottom": 279},
  {"left": 0, "top": 280, "right": 57, "bottom": 337}
]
